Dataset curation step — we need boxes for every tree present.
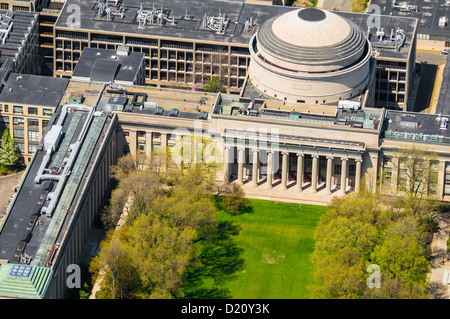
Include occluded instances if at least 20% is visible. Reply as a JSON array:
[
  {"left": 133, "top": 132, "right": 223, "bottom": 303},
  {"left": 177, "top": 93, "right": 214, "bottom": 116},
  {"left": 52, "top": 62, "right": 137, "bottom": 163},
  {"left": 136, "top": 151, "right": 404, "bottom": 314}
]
[
  {"left": 220, "top": 183, "right": 253, "bottom": 215},
  {"left": 310, "top": 191, "right": 433, "bottom": 299},
  {"left": 0, "top": 129, "right": 18, "bottom": 168},
  {"left": 203, "top": 76, "right": 225, "bottom": 93},
  {"left": 92, "top": 150, "right": 244, "bottom": 299},
  {"left": 89, "top": 230, "right": 141, "bottom": 299},
  {"left": 388, "top": 145, "right": 440, "bottom": 217},
  {"left": 370, "top": 217, "right": 430, "bottom": 286}
]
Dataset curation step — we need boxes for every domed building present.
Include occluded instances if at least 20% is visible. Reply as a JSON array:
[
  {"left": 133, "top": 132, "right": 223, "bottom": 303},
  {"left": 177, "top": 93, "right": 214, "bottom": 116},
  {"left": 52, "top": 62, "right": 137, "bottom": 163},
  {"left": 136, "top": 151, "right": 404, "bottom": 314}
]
[{"left": 248, "top": 8, "right": 373, "bottom": 105}]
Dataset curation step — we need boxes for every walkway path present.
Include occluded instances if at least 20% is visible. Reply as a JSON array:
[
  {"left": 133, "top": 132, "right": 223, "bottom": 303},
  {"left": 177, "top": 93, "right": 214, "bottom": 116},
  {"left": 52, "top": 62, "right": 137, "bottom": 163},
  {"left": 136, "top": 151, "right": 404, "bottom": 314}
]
[
  {"left": 0, "top": 171, "right": 25, "bottom": 223},
  {"left": 429, "top": 213, "right": 450, "bottom": 299}
]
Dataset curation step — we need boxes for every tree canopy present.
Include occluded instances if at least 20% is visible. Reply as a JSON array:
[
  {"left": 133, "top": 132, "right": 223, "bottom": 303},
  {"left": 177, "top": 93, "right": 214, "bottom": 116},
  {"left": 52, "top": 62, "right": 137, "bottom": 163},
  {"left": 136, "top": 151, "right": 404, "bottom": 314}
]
[
  {"left": 90, "top": 151, "right": 245, "bottom": 299},
  {"left": 0, "top": 129, "right": 18, "bottom": 169}
]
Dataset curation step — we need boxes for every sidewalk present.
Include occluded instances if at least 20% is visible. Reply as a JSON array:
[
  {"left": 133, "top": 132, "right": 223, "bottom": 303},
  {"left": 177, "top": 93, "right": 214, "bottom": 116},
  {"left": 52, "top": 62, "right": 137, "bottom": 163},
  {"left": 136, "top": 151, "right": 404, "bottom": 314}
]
[
  {"left": 240, "top": 177, "right": 338, "bottom": 206},
  {"left": 428, "top": 213, "right": 450, "bottom": 299}
]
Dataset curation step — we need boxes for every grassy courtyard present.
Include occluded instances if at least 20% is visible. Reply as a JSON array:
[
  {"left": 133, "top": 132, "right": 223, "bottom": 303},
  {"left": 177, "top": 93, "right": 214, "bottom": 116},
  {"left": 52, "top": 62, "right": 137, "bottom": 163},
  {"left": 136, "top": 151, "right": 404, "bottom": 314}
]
[{"left": 219, "top": 199, "right": 326, "bottom": 299}]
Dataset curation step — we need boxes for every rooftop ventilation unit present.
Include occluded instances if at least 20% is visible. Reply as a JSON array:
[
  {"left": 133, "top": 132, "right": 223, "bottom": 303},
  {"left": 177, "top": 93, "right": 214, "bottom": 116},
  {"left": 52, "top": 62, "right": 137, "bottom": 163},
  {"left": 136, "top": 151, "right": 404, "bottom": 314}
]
[
  {"left": 439, "top": 16, "right": 448, "bottom": 27},
  {"left": 202, "top": 10, "right": 228, "bottom": 34},
  {"left": 137, "top": 4, "right": 175, "bottom": 29},
  {"left": 392, "top": 0, "right": 418, "bottom": 12},
  {"left": 338, "top": 100, "right": 361, "bottom": 111}
]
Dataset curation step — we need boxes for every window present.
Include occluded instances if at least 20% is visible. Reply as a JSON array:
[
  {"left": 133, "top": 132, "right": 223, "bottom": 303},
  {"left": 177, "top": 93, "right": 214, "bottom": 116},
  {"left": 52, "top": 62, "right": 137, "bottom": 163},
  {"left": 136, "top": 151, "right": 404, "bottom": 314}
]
[
  {"left": 42, "top": 120, "right": 49, "bottom": 129},
  {"left": 0, "top": 104, "right": 2, "bottom": 112},
  {"left": 13, "top": 128, "right": 24, "bottom": 139},
  {"left": 137, "top": 142, "right": 146, "bottom": 153},
  {"left": 28, "top": 143, "right": 38, "bottom": 153},
  {"left": 28, "top": 119, "right": 39, "bottom": 128},
  {"left": 28, "top": 107, "right": 38, "bottom": 115},
  {"left": 382, "top": 167, "right": 392, "bottom": 187},
  {"left": 428, "top": 171, "right": 438, "bottom": 195},
  {"left": 13, "top": 106, "right": 23, "bottom": 114},
  {"left": 16, "top": 142, "right": 24, "bottom": 153},
  {"left": 137, "top": 130, "right": 146, "bottom": 138},
  {"left": 0, "top": 116, "right": 9, "bottom": 126},
  {"left": 28, "top": 130, "right": 39, "bottom": 142},
  {"left": 397, "top": 168, "right": 407, "bottom": 191},
  {"left": 123, "top": 131, "right": 130, "bottom": 137},
  {"left": 4, "top": 105, "right": 8, "bottom": 112},
  {"left": 13, "top": 117, "right": 24, "bottom": 125},
  {"left": 43, "top": 109, "right": 53, "bottom": 117}
]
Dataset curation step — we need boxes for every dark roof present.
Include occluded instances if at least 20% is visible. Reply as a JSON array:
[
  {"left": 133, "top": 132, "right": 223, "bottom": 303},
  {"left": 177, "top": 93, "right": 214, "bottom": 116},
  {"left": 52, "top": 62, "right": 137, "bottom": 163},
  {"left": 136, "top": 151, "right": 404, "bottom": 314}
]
[
  {"left": 0, "top": 73, "right": 69, "bottom": 107},
  {"left": 371, "top": 0, "right": 450, "bottom": 38},
  {"left": 72, "top": 48, "right": 144, "bottom": 84},
  {"left": 56, "top": 0, "right": 416, "bottom": 61},
  {"left": 335, "top": 10, "right": 417, "bottom": 60},
  {"left": 436, "top": 54, "right": 450, "bottom": 115},
  {"left": 383, "top": 110, "right": 450, "bottom": 143}
]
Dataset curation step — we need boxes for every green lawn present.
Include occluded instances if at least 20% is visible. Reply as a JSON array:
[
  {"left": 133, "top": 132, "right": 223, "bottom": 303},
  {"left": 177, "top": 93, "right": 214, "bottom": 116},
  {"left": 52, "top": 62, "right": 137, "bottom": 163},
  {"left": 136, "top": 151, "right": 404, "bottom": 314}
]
[{"left": 219, "top": 199, "right": 326, "bottom": 299}]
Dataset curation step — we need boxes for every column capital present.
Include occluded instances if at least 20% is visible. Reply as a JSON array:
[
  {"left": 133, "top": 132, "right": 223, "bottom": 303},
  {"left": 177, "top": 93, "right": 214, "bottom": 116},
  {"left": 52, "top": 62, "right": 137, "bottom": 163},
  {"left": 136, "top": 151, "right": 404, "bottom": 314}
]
[
  {"left": 355, "top": 158, "right": 363, "bottom": 163},
  {"left": 296, "top": 152, "right": 304, "bottom": 157},
  {"left": 282, "top": 151, "right": 289, "bottom": 156},
  {"left": 251, "top": 148, "right": 259, "bottom": 153},
  {"left": 311, "top": 154, "right": 319, "bottom": 159},
  {"left": 341, "top": 157, "right": 349, "bottom": 162},
  {"left": 326, "top": 155, "right": 334, "bottom": 160}
]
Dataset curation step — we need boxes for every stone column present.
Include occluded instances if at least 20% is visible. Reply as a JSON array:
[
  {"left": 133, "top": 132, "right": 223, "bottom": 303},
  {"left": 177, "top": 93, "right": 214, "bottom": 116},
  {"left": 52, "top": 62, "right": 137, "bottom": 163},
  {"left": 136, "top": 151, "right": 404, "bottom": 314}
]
[
  {"left": 238, "top": 147, "right": 245, "bottom": 184},
  {"left": 325, "top": 156, "right": 333, "bottom": 195},
  {"left": 438, "top": 161, "right": 445, "bottom": 201},
  {"left": 297, "top": 153, "right": 304, "bottom": 192},
  {"left": 267, "top": 151, "right": 273, "bottom": 189},
  {"left": 355, "top": 159, "right": 362, "bottom": 193},
  {"left": 340, "top": 158, "right": 348, "bottom": 195},
  {"left": 224, "top": 146, "right": 231, "bottom": 183},
  {"left": 311, "top": 154, "right": 319, "bottom": 194},
  {"left": 281, "top": 152, "right": 289, "bottom": 191},
  {"left": 252, "top": 148, "right": 259, "bottom": 187},
  {"left": 145, "top": 131, "right": 153, "bottom": 159}
]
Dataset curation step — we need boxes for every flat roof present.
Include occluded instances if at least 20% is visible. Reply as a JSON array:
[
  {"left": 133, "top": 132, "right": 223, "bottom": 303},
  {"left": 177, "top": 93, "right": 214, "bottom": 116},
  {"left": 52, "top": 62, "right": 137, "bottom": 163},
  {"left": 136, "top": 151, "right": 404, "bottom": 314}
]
[
  {"left": 55, "top": 0, "right": 416, "bottom": 60},
  {"left": 0, "top": 10, "right": 38, "bottom": 62},
  {"left": 72, "top": 48, "right": 144, "bottom": 83},
  {"left": 370, "top": 0, "right": 450, "bottom": 38},
  {"left": 383, "top": 109, "right": 450, "bottom": 144},
  {"left": 335, "top": 10, "right": 417, "bottom": 60},
  {"left": 0, "top": 99, "right": 116, "bottom": 299},
  {"left": 436, "top": 54, "right": 450, "bottom": 115},
  {"left": 0, "top": 73, "right": 69, "bottom": 107}
]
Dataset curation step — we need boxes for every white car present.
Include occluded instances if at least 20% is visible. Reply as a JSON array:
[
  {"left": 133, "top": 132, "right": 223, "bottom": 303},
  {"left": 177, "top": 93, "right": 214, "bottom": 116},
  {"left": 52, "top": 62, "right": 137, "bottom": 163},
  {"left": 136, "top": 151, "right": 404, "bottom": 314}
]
[{"left": 441, "top": 49, "right": 449, "bottom": 55}]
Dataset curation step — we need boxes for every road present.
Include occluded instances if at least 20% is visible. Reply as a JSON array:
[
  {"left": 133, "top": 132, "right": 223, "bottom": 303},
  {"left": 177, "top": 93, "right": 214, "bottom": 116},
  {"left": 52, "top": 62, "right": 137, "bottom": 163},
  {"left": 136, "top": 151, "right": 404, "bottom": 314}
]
[{"left": 413, "top": 50, "right": 448, "bottom": 113}]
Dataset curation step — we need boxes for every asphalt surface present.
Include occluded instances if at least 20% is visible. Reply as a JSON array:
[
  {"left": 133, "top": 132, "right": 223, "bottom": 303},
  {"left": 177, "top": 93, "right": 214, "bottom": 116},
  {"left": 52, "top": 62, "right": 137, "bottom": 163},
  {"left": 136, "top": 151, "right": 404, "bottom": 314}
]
[{"left": 413, "top": 50, "right": 448, "bottom": 113}]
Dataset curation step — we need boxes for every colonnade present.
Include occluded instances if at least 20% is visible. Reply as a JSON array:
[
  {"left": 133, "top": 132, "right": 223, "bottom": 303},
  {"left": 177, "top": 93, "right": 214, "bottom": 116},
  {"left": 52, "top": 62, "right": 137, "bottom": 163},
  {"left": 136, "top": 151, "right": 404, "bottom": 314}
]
[{"left": 224, "top": 146, "right": 363, "bottom": 195}]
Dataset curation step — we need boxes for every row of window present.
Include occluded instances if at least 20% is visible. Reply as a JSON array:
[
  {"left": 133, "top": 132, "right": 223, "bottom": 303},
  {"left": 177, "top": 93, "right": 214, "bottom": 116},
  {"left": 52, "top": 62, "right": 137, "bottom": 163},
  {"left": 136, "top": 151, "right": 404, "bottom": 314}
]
[{"left": 0, "top": 104, "right": 53, "bottom": 116}]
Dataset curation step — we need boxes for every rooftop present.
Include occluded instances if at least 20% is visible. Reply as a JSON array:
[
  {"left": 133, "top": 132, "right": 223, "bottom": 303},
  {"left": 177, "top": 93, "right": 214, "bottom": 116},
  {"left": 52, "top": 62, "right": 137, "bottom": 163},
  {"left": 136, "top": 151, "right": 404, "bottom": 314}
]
[
  {"left": 436, "top": 53, "right": 450, "bottom": 115},
  {"left": 0, "top": 73, "right": 69, "bottom": 107},
  {"left": 383, "top": 110, "right": 450, "bottom": 144},
  {"left": 72, "top": 48, "right": 144, "bottom": 84},
  {"left": 214, "top": 92, "right": 383, "bottom": 131},
  {"left": 370, "top": 0, "right": 450, "bottom": 38},
  {"left": 55, "top": 0, "right": 416, "bottom": 61},
  {"left": 0, "top": 10, "right": 38, "bottom": 63},
  {"left": 0, "top": 92, "right": 116, "bottom": 298}
]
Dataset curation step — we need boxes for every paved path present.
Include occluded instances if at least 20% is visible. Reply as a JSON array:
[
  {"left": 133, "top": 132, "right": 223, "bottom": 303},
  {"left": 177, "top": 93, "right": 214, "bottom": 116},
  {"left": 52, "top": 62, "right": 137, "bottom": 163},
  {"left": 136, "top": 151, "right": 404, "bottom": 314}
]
[
  {"left": 240, "top": 177, "right": 337, "bottom": 206},
  {"left": 0, "top": 171, "right": 25, "bottom": 222},
  {"left": 429, "top": 213, "right": 450, "bottom": 299}
]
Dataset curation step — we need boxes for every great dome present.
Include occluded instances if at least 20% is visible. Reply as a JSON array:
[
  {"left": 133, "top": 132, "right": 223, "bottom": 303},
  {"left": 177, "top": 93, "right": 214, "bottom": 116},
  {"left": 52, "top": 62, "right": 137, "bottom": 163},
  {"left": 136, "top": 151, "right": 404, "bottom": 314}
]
[
  {"left": 255, "top": 8, "right": 368, "bottom": 73},
  {"left": 248, "top": 8, "right": 373, "bottom": 105}
]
